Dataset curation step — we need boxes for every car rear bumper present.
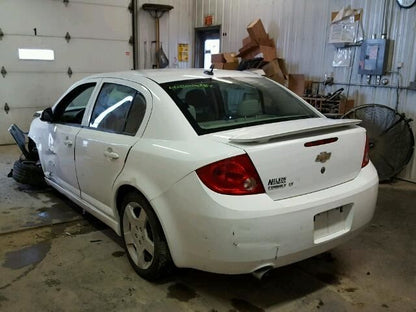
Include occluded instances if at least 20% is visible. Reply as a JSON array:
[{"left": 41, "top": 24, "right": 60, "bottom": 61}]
[{"left": 151, "top": 163, "right": 379, "bottom": 274}]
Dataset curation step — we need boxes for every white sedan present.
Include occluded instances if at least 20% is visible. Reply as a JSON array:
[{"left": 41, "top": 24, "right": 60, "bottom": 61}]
[{"left": 15, "top": 69, "right": 378, "bottom": 280}]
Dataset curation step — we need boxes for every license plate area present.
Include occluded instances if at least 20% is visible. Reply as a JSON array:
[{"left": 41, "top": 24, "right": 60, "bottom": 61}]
[{"left": 314, "top": 204, "right": 353, "bottom": 244}]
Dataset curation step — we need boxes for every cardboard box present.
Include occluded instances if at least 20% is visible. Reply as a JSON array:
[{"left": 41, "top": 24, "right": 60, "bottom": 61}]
[
  {"left": 212, "top": 63, "right": 224, "bottom": 69},
  {"left": 247, "top": 19, "right": 268, "bottom": 43},
  {"left": 262, "top": 59, "right": 278, "bottom": 77},
  {"left": 262, "top": 59, "right": 287, "bottom": 85},
  {"left": 223, "top": 52, "right": 238, "bottom": 63},
  {"left": 288, "top": 74, "right": 305, "bottom": 96},
  {"left": 223, "top": 62, "right": 239, "bottom": 70},
  {"left": 213, "top": 62, "right": 239, "bottom": 70},
  {"left": 268, "top": 73, "right": 287, "bottom": 85},
  {"left": 329, "top": 9, "right": 362, "bottom": 45},
  {"left": 211, "top": 53, "right": 225, "bottom": 63},
  {"left": 277, "top": 58, "right": 288, "bottom": 78},
  {"left": 242, "top": 36, "right": 252, "bottom": 46},
  {"left": 331, "top": 11, "right": 361, "bottom": 22},
  {"left": 339, "top": 99, "right": 354, "bottom": 115},
  {"left": 260, "top": 36, "right": 275, "bottom": 47},
  {"left": 258, "top": 45, "right": 276, "bottom": 62},
  {"left": 239, "top": 45, "right": 276, "bottom": 61},
  {"left": 238, "top": 40, "right": 258, "bottom": 55},
  {"left": 251, "top": 45, "right": 277, "bottom": 62}
]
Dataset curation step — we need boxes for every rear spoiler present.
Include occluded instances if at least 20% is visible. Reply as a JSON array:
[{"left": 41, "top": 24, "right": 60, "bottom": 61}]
[{"left": 229, "top": 118, "right": 361, "bottom": 143}]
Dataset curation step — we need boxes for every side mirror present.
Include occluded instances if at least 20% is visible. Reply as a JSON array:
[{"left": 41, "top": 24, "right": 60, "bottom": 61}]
[{"left": 40, "top": 107, "right": 54, "bottom": 122}]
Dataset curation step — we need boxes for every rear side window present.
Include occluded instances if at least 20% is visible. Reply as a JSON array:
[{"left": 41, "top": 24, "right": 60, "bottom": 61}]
[
  {"left": 161, "top": 77, "right": 318, "bottom": 135},
  {"left": 89, "top": 83, "right": 146, "bottom": 135}
]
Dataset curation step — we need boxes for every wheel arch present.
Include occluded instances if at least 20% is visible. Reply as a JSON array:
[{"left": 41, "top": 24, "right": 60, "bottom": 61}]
[{"left": 115, "top": 184, "right": 169, "bottom": 243}]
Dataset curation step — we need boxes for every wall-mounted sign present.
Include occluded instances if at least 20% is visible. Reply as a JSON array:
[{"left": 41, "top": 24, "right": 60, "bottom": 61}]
[{"left": 178, "top": 43, "right": 189, "bottom": 62}]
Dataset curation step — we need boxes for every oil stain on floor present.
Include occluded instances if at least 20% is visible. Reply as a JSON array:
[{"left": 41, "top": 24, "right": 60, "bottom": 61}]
[
  {"left": 3, "top": 241, "right": 51, "bottom": 270},
  {"left": 167, "top": 282, "right": 198, "bottom": 302},
  {"left": 231, "top": 298, "right": 264, "bottom": 312}
]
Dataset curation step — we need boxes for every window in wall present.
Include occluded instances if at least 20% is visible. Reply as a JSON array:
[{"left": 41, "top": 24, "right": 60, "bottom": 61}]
[{"left": 18, "top": 48, "right": 55, "bottom": 61}]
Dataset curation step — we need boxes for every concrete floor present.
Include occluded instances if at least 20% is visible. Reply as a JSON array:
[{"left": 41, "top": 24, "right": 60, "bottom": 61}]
[{"left": 0, "top": 144, "right": 415, "bottom": 312}]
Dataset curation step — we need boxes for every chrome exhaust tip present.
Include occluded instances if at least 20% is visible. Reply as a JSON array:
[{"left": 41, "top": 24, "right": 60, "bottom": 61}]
[{"left": 252, "top": 265, "right": 274, "bottom": 280}]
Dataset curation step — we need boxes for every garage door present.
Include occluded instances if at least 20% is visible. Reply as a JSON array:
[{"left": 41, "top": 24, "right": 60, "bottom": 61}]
[{"left": 0, "top": 0, "right": 133, "bottom": 144}]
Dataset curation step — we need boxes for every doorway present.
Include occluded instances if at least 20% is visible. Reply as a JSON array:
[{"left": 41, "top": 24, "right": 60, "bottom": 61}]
[{"left": 194, "top": 26, "right": 221, "bottom": 69}]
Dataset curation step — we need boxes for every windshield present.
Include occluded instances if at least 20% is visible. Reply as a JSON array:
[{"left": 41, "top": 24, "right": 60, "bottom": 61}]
[{"left": 161, "top": 76, "right": 319, "bottom": 135}]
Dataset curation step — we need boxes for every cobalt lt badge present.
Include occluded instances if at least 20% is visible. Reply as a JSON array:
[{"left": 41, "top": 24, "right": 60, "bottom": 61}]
[{"left": 315, "top": 151, "right": 331, "bottom": 163}]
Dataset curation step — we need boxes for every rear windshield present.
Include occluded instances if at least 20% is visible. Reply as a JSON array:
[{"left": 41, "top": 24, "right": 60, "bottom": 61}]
[{"left": 161, "top": 76, "right": 318, "bottom": 135}]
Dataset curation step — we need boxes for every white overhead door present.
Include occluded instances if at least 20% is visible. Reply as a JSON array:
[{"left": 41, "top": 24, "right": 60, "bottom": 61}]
[{"left": 0, "top": 0, "right": 132, "bottom": 144}]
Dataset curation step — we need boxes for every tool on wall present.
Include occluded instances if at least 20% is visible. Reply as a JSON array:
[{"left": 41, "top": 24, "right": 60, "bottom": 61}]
[{"left": 142, "top": 3, "right": 173, "bottom": 68}]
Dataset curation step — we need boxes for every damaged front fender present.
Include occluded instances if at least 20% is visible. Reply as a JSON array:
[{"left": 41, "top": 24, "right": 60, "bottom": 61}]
[{"left": 8, "top": 124, "right": 39, "bottom": 161}]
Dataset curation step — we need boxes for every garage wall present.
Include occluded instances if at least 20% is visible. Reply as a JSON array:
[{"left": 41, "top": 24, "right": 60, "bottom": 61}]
[
  {"left": 0, "top": 0, "right": 133, "bottom": 144},
  {"left": 195, "top": 0, "right": 416, "bottom": 182},
  {"left": 136, "top": 0, "right": 194, "bottom": 69}
]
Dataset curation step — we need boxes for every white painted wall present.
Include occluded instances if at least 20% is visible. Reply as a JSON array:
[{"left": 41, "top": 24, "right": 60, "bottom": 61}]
[{"left": 196, "top": 0, "right": 416, "bottom": 182}]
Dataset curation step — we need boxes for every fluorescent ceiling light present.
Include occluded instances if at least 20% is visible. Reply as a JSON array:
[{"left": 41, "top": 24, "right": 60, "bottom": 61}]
[{"left": 18, "top": 48, "right": 55, "bottom": 61}]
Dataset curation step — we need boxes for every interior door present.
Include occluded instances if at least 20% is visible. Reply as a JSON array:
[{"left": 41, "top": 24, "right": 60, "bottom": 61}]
[
  {"left": 45, "top": 82, "right": 97, "bottom": 196},
  {"left": 75, "top": 79, "right": 152, "bottom": 218},
  {"left": 194, "top": 26, "right": 221, "bottom": 68}
]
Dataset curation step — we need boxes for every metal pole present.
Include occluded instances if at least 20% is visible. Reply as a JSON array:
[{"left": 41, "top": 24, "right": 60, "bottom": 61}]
[
  {"left": 156, "top": 16, "right": 160, "bottom": 68},
  {"left": 132, "top": 0, "right": 138, "bottom": 69}
]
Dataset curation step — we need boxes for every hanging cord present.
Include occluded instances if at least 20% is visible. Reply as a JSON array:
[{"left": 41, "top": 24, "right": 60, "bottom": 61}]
[
  {"left": 395, "top": 70, "right": 402, "bottom": 111},
  {"left": 345, "top": 46, "right": 357, "bottom": 101},
  {"left": 386, "top": 69, "right": 402, "bottom": 111}
]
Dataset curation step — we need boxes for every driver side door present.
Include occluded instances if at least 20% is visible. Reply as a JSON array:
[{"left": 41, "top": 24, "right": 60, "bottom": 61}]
[{"left": 44, "top": 82, "right": 98, "bottom": 196}]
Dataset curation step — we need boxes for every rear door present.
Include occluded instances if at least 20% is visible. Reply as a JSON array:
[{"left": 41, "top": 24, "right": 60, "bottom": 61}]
[{"left": 75, "top": 79, "right": 152, "bottom": 217}]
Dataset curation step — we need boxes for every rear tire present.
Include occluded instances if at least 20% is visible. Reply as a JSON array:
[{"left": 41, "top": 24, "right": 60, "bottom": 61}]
[
  {"left": 120, "top": 192, "right": 172, "bottom": 281},
  {"left": 12, "top": 159, "right": 46, "bottom": 186}
]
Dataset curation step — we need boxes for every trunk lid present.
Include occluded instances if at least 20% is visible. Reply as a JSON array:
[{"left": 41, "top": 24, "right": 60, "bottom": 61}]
[{"left": 209, "top": 118, "right": 366, "bottom": 200}]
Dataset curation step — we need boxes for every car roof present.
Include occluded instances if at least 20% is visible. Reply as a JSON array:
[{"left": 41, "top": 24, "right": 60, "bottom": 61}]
[{"left": 83, "top": 68, "right": 260, "bottom": 84}]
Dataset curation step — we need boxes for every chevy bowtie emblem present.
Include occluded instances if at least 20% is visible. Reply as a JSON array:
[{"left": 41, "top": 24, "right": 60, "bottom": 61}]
[{"left": 315, "top": 152, "right": 331, "bottom": 163}]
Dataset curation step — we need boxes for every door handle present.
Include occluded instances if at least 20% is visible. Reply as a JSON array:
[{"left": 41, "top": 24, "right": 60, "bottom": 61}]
[
  {"left": 64, "top": 139, "right": 73, "bottom": 146},
  {"left": 104, "top": 149, "right": 119, "bottom": 160}
]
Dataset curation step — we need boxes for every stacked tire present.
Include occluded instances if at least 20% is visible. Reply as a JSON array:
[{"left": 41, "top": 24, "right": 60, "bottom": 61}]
[{"left": 12, "top": 159, "right": 46, "bottom": 187}]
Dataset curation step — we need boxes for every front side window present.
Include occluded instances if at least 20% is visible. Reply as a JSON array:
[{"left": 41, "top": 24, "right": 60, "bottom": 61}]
[
  {"left": 54, "top": 83, "right": 96, "bottom": 124},
  {"left": 161, "top": 77, "right": 318, "bottom": 135},
  {"left": 89, "top": 83, "right": 146, "bottom": 135}
]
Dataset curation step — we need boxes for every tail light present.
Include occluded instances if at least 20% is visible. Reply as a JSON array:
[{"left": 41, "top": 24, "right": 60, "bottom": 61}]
[
  {"left": 196, "top": 154, "right": 265, "bottom": 195},
  {"left": 362, "top": 135, "right": 370, "bottom": 168}
]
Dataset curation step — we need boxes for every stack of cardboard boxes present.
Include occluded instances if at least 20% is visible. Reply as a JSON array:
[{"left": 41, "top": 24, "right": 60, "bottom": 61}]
[
  {"left": 238, "top": 19, "right": 277, "bottom": 62},
  {"left": 238, "top": 19, "right": 289, "bottom": 86},
  {"left": 211, "top": 53, "right": 239, "bottom": 70},
  {"left": 210, "top": 19, "right": 291, "bottom": 88}
]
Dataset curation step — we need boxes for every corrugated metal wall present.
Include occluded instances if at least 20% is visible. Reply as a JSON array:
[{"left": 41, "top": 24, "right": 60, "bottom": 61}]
[
  {"left": 195, "top": 0, "right": 416, "bottom": 182},
  {"left": 137, "top": 0, "right": 194, "bottom": 69}
]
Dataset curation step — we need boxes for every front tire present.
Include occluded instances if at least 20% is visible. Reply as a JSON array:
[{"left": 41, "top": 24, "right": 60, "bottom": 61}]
[{"left": 120, "top": 192, "right": 172, "bottom": 281}]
